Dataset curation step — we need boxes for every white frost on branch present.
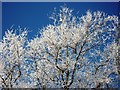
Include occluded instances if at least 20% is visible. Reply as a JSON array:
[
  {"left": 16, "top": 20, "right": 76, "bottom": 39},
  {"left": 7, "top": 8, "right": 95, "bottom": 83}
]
[{"left": 0, "top": 6, "right": 119, "bottom": 88}]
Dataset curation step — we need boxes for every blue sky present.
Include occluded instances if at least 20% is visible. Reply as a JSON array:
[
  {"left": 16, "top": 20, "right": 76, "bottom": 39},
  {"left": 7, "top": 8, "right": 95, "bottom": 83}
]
[{"left": 2, "top": 2, "right": 119, "bottom": 39}]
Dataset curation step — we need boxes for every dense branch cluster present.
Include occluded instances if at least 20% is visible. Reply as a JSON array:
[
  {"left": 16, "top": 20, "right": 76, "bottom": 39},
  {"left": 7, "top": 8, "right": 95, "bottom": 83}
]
[{"left": 0, "top": 6, "right": 119, "bottom": 89}]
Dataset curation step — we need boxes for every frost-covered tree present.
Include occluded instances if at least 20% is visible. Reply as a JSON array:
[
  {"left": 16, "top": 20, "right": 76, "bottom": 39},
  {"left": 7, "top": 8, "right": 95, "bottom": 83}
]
[
  {"left": 0, "top": 27, "right": 28, "bottom": 88},
  {"left": 0, "top": 6, "right": 119, "bottom": 89},
  {"left": 27, "top": 6, "right": 119, "bottom": 89}
]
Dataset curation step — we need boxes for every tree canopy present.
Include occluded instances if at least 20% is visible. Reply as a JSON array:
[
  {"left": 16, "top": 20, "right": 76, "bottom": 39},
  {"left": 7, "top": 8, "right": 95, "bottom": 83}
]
[{"left": 0, "top": 6, "right": 119, "bottom": 89}]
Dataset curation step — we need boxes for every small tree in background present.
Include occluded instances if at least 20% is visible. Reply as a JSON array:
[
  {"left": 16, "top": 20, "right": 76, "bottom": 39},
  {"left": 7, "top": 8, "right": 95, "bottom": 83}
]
[{"left": 0, "top": 27, "right": 29, "bottom": 88}]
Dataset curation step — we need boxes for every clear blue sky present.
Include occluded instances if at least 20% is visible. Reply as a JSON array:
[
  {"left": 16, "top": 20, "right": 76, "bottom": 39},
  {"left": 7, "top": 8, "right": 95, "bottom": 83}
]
[{"left": 2, "top": 2, "right": 119, "bottom": 39}]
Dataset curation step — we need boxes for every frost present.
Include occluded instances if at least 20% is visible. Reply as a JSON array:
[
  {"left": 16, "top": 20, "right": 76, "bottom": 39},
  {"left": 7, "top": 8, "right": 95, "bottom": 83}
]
[{"left": 0, "top": 6, "right": 119, "bottom": 88}]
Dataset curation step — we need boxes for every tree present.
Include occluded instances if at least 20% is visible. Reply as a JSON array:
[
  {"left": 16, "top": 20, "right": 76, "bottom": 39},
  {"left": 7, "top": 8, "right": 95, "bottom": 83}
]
[
  {"left": 27, "top": 6, "right": 119, "bottom": 89},
  {"left": 0, "top": 6, "right": 119, "bottom": 89},
  {"left": 0, "top": 27, "right": 28, "bottom": 88}
]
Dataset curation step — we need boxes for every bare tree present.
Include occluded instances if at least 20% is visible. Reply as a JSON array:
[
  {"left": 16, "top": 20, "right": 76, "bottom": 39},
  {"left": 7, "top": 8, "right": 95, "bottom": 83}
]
[
  {"left": 27, "top": 6, "right": 119, "bottom": 89},
  {"left": 0, "top": 27, "right": 28, "bottom": 88}
]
